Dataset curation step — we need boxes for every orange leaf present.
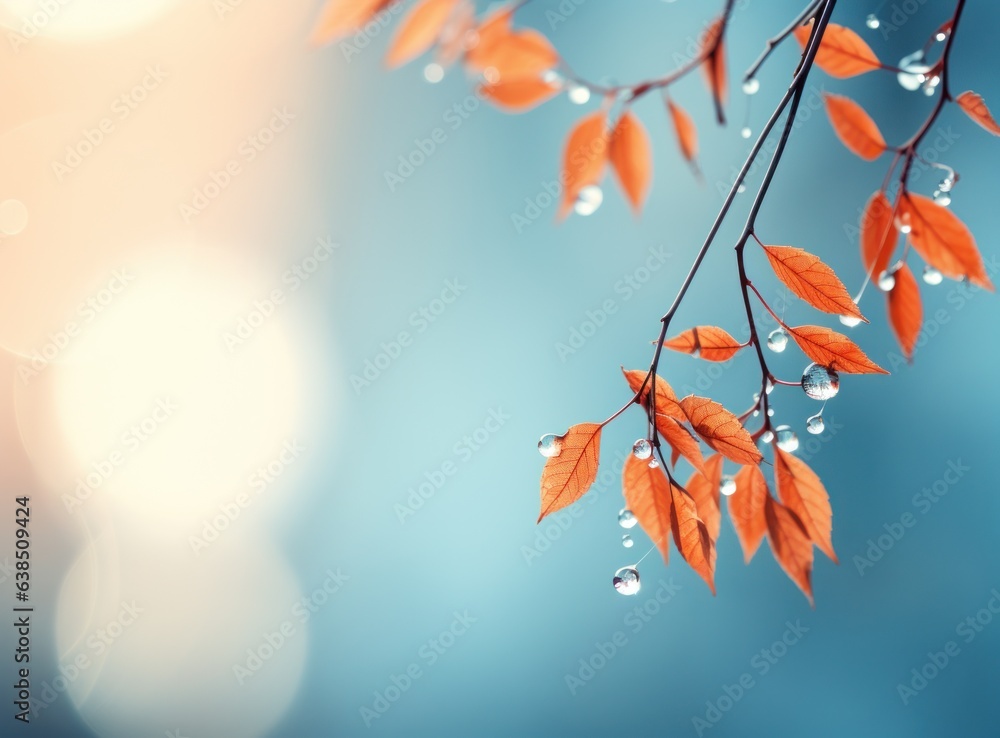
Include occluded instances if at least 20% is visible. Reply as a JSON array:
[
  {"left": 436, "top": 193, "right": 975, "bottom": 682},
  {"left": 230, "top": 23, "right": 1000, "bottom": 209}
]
[
  {"left": 765, "top": 496, "right": 815, "bottom": 606},
  {"left": 658, "top": 416, "right": 706, "bottom": 476},
  {"left": 464, "top": 5, "right": 513, "bottom": 70},
  {"left": 887, "top": 262, "right": 923, "bottom": 361},
  {"left": 901, "top": 193, "right": 994, "bottom": 290},
  {"left": 762, "top": 245, "right": 865, "bottom": 321},
  {"left": 385, "top": 0, "right": 461, "bottom": 68},
  {"left": 479, "top": 77, "right": 560, "bottom": 111},
  {"left": 794, "top": 20, "right": 881, "bottom": 78},
  {"left": 774, "top": 448, "right": 837, "bottom": 562},
  {"left": 559, "top": 112, "right": 609, "bottom": 218},
  {"left": 664, "top": 326, "right": 744, "bottom": 362},
  {"left": 680, "top": 396, "right": 762, "bottom": 466},
  {"left": 824, "top": 93, "right": 885, "bottom": 160},
  {"left": 622, "top": 454, "right": 672, "bottom": 564},
  {"left": 667, "top": 98, "right": 698, "bottom": 164},
  {"left": 434, "top": 0, "right": 476, "bottom": 66},
  {"left": 621, "top": 369, "right": 685, "bottom": 421},
  {"left": 728, "top": 463, "right": 768, "bottom": 563},
  {"left": 472, "top": 28, "right": 558, "bottom": 81},
  {"left": 538, "top": 423, "right": 601, "bottom": 522},
  {"left": 609, "top": 111, "right": 653, "bottom": 214},
  {"left": 685, "top": 453, "right": 724, "bottom": 542},
  {"left": 861, "top": 191, "right": 898, "bottom": 281},
  {"left": 670, "top": 482, "right": 716, "bottom": 594},
  {"left": 956, "top": 91, "right": 1000, "bottom": 136},
  {"left": 700, "top": 17, "right": 727, "bottom": 123},
  {"left": 311, "top": 0, "right": 393, "bottom": 44},
  {"left": 786, "top": 325, "right": 888, "bottom": 374}
]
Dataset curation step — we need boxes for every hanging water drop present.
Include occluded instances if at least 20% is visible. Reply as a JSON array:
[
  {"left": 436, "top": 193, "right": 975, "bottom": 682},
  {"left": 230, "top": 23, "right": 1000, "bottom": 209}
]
[
  {"left": 922, "top": 75, "right": 940, "bottom": 97},
  {"left": 765, "top": 379, "right": 775, "bottom": 395},
  {"left": 720, "top": 476, "right": 737, "bottom": 496},
  {"left": 740, "top": 126, "right": 752, "bottom": 139},
  {"left": 767, "top": 328, "right": 788, "bottom": 353},
  {"left": 742, "top": 77, "right": 760, "bottom": 95},
  {"left": 648, "top": 457, "right": 660, "bottom": 469},
  {"left": 923, "top": 266, "right": 943, "bottom": 285},
  {"left": 899, "top": 222, "right": 912, "bottom": 234},
  {"left": 801, "top": 363, "right": 840, "bottom": 400},
  {"left": 767, "top": 408, "right": 775, "bottom": 417},
  {"left": 761, "top": 430, "right": 774, "bottom": 444},
  {"left": 618, "top": 509, "right": 637, "bottom": 529},
  {"left": 574, "top": 185, "right": 603, "bottom": 216},
  {"left": 568, "top": 83, "right": 591, "bottom": 105},
  {"left": 613, "top": 566, "right": 641, "bottom": 595},
  {"left": 806, "top": 413, "right": 825, "bottom": 435},
  {"left": 933, "top": 190, "right": 951, "bottom": 206},
  {"left": 936, "top": 30, "right": 947, "bottom": 42},
  {"left": 877, "top": 269, "right": 897, "bottom": 292},
  {"left": 423, "top": 63, "right": 445, "bottom": 84},
  {"left": 632, "top": 438, "right": 653, "bottom": 460},
  {"left": 775, "top": 425, "right": 799, "bottom": 452},
  {"left": 897, "top": 51, "right": 930, "bottom": 92},
  {"left": 737, "top": 183, "right": 747, "bottom": 194},
  {"left": 622, "top": 534, "right": 634, "bottom": 549},
  {"left": 866, "top": 13, "right": 880, "bottom": 29},
  {"left": 538, "top": 433, "right": 562, "bottom": 457},
  {"left": 939, "top": 176, "right": 955, "bottom": 193},
  {"left": 839, "top": 314, "right": 862, "bottom": 328}
]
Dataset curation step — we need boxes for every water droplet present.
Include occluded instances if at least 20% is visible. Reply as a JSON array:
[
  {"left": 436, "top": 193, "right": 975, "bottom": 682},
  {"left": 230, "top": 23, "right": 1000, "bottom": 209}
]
[
  {"left": 568, "top": 83, "right": 591, "bottom": 105},
  {"left": 761, "top": 430, "right": 774, "bottom": 444},
  {"left": 767, "top": 407, "right": 775, "bottom": 417},
  {"left": 877, "top": 269, "right": 897, "bottom": 292},
  {"left": 618, "top": 509, "right": 637, "bottom": 529},
  {"left": 740, "top": 126, "right": 752, "bottom": 139},
  {"left": 866, "top": 13, "right": 880, "bottom": 29},
  {"left": 767, "top": 328, "right": 788, "bottom": 353},
  {"left": 806, "top": 414, "right": 825, "bottom": 435},
  {"left": 922, "top": 75, "right": 940, "bottom": 96},
  {"left": 775, "top": 425, "right": 799, "bottom": 452},
  {"left": 936, "top": 31, "right": 947, "bottom": 42},
  {"left": 648, "top": 457, "right": 660, "bottom": 469},
  {"left": 737, "top": 183, "right": 747, "bottom": 193},
  {"left": 801, "top": 363, "right": 840, "bottom": 400},
  {"left": 742, "top": 77, "right": 760, "bottom": 95},
  {"left": 923, "top": 266, "right": 943, "bottom": 285},
  {"left": 423, "top": 63, "right": 445, "bottom": 84},
  {"left": 632, "top": 438, "right": 652, "bottom": 460},
  {"left": 538, "top": 433, "right": 562, "bottom": 457},
  {"left": 483, "top": 66, "right": 501, "bottom": 84},
  {"left": 839, "top": 314, "right": 862, "bottom": 328},
  {"left": 720, "top": 476, "right": 737, "bottom": 496},
  {"left": 933, "top": 190, "right": 951, "bottom": 206},
  {"left": 574, "top": 185, "right": 603, "bottom": 216},
  {"left": 897, "top": 51, "right": 930, "bottom": 91},
  {"left": 939, "top": 176, "right": 955, "bottom": 193},
  {"left": 899, "top": 222, "right": 912, "bottom": 235},
  {"left": 542, "top": 69, "right": 562, "bottom": 85},
  {"left": 752, "top": 410, "right": 760, "bottom": 418},
  {"left": 622, "top": 534, "right": 634, "bottom": 549},
  {"left": 0, "top": 199, "right": 28, "bottom": 236},
  {"left": 765, "top": 379, "right": 775, "bottom": 395},
  {"left": 613, "top": 566, "right": 641, "bottom": 595}
]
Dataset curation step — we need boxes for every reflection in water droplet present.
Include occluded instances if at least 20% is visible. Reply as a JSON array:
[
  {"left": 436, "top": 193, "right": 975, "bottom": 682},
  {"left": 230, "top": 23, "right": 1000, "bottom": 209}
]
[
  {"left": 806, "top": 414, "right": 825, "bottom": 435},
  {"left": 767, "top": 328, "right": 788, "bottom": 353},
  {"left": 622, "top": 535, "right": 634, "bottom": 549},
  {"left": 632, "top": 438, "right": 652, "bottom": 460},
  {"left": 775, "top": 425, "right": 799, "bottom": 452},
  {"left": 618, "top": 509, "right": 637, "bottom": 529},
  {"left": 720, "top": 476, "right": 737, "bottom": 496},
  {"left": 613, "top": 566, "right": 641, "bottom": 595},
  {"left": 538, "top": 434, "right": 562, "bottom": 458},
  {"left": 801, "top": 363, "right": 840, "bottom": 400},
  {"left": 933, "top": 190, "right": 951, "bottom": 206}
]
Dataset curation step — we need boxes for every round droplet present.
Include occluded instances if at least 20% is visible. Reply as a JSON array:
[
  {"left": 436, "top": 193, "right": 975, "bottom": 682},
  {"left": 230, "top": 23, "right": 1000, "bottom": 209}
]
[
  {"left": 483, "top": 66, "right": 501, "bottom": 84},
  {"left": 742, "top": 77, "right": 760, "bottom": 95},
  {"left": 567, "top": 84, "right": 591, "bottom": 105},
  {"left": 720, "top": 476, "right": 737, "bottom": 496},
  {"left": 622, "top": 535, "right": 634, "bottom": 549},
  {"left": 877, "top": 269, "right": 897, "bottom": 292},
  {"left": 899, "top": 222, "right": 912, "bottom": 234},
  {"left": 767, "top": 408, "right": 775, "bottom": 417},
  {"left": 423, "top": 63, "right": 445, "bottom": 84},
  {"left": 737, "top": 183, "right": 747, "bottom": 194},
  {"left": 866, "top": 13, "right": 880, "bottom": 29},
  {"left": 648, "top": 457, "right": 660, "bottom": 469},
  {"left": 538, "top": 433, "right": 562, "bottom": 458},
  {"left": 752, "top": 410, "right": 760, "bottom": 418},
  {"left": 936, "top": 31, "right": 947, "bottom": 42},
  {"left": 801, "top": 363, "right": 840, "bottom": 400},
  {"left": 574, "top": 185, "right": 603, "bottom": 216},
  {"left": 806, "top": 414, "right": 825, "bottom": 435},
  {"left": 542, "top": 69, "right": 562, "bottom": 85},
  {"left": 0, "top": 199, "right": 28, "bottom": 236},
  {"left": 767, "top": 328, "right": 788, "bottom": 353},
  {"left": 761, "top": 430, "right": 774, "bottom": 444},
  {"left": 923, "top": 266, "right": 943, "bottom": 285},
  {"left": 740, "top": 126, "right": 752, "bottom": 139},
  {"left": 632, "top": 438, "right": 652, "bottom": 460},
  {"left": 613, "top": 566, "right": 641, "bottom": 595},
  {"left": 897, "top": 51, "right": 930, "bottom": 91},
  {"left": 923, "top": 75, "right": 940, "bottom": 97},
  {"left": 775, "top": 425, "right": 799, "bottom": 452},
  {"left": 618, "top": 509, "right": 637, "bottom": 529},
  {"left": 933, "top": 190, "right": 951, "bottom": 206}
]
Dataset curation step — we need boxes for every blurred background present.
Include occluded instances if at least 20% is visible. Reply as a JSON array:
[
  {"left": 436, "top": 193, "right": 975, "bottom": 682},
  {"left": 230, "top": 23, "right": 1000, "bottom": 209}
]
[{"left": 0, "top": 0, "right": 998, "bottom": 736}]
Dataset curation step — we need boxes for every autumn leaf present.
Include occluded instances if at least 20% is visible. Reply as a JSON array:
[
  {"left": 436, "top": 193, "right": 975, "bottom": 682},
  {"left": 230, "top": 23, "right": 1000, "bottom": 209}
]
[
  {"left": 667, "top": 98, "right": 698, "bottom": 165},
  {"left": 785, "top": 325, "right": 888, "bottom": 374},
  {"left": 385, "top": 0, "right": 462, "bottom": 68},
  {"left": 680, "top": 396, "right": 762, "bottom": 465},
  {"left": 861, "top": 191, "right": 898, "bottom": 281},
  {"left": 310, "top": 0, "right": 393, "bottom": 44},
  {"left": 464, "top": 5, "right": 513, "bottom": 70},
  {"left": 700, "top": 17, "right": 727, "bottom": 124},
  {"left": 621, "top": 368, "right": 685, "bottom": 421},
  {"left": 559, "top": 112, "right": 609, "bottom": 219},
  {"left": 435, "top": 0, "right": 475, "bottom": 65},
  {"left": 685, "top": 453, "right": 724, "bottom": 542},
  {"left": 670, "top": 482, "right": 716, "bottom": 594},
  {"left": 609, "top": 111, "right": 653, "bottom": 214},
  {"left": 773, "top": 448, "right": 836, "bottom": 562},
  {"left": 472, "top": 28, "right": 559, "bottom": 81},
  {"left": 658, "top": 415, "right": 706, "bottom": 476},
  {"left": 538, "top": 423, "right": 601, "bottom": 522},
  {"left": 479, "top": 77, "right": 560, "bottom": 111},
  {"left": 795, "top": 20, "right": 881, "bottom": 78},
  {"left": 824, "top": 94, "right": 885, "bottom": 160},
  {"left": 901, "top": 193, "right": 994, "bottom": 290},
  {"left": 622, "top": 454, "right": 672, "bottom": 563},
  {"left": 887, "top": 262, "right": 923, "bottom": 361},
  {"left": 763, "top": 245, "right": 865, "bottom": 321},
  {"left": 956, "top": 91, "right": 1000, "bottom": 136},
  {"left": 728, "top": 463, "right": 768, "bottom": 562},
  {"left": 765, "top": 496, "right": 815, "bottom": 606},
  {"left": 664, "top": 326, "right": 744, "bottom": 362}
]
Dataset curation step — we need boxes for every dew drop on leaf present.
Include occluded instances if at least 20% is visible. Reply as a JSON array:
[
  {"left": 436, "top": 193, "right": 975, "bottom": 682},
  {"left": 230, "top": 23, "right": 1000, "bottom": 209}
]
[
  {"left": 923, "top": 266, "right": 943, "bottom": 285},
  {"left": 767, "top": 328, "right": 788, "bottom": 353},
  {"left": 613, "top": 566, "right": 641, "bottom": 595},
  {"left": 618, "top": 508, "right": 637, "bottom": 529},
  {"left": 720, "top": 476, "right": 737, "bottom": 496},
  {"left": 801, "top": 363, "right": 840, "bottom": 400},
  {"left": 538, "top": 433, "right": 562, "bottom": 458},
  {"left": 632, "top": 438, "right": 652, "bottom": 460},
  {"left": 839, "top": 314, "right": 862, "bottom": 328},
  {"left": 775, "top": 425, "right": 799, "bottom": 452},
  {"left": 574, "top": 185, "right": 603, "bottom": 216},
  {"left": 742, "top": 77, "right": 760, "bottom": 95},
  {"left": 423, "top": 63, "right": 444, "bottom": 84},
  {"left": 806, "top": 414, "right": 825, "bottom": 435},
  {"left": 622, "top": 534, "right": 634, "bottom": 549},
  {"left": 567, "top": 84, "right": 591, "bottom": 105},
  {"left": 866, "top": 13, "right": 880, "bottom": 29}
]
